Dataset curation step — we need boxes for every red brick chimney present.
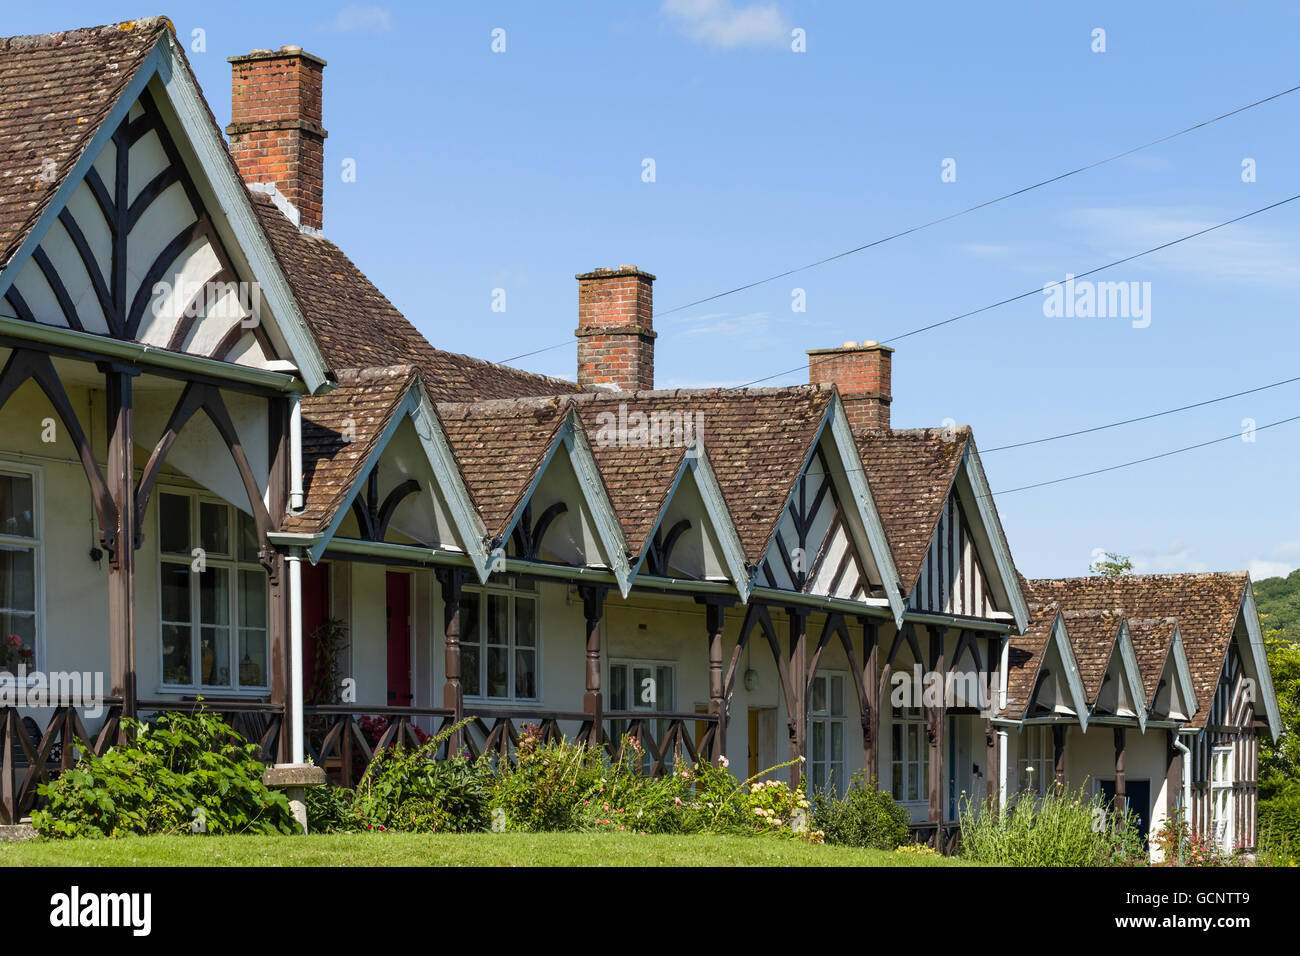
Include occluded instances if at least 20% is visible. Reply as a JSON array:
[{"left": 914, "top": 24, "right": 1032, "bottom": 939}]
[
  {"left": 808, "top": 341, "right": 893, "bottom": 431},
  {"left": 575, "top": 266, "right": 656, "bottom": 392},
  {"left": 227, "top": 46, "right": 328, "bottom": 230}
]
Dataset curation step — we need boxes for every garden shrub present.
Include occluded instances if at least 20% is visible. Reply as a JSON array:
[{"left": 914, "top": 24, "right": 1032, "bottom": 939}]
[
  {"left": 32, "top": 709, "right": 296, "bottom": 838},
  {"left": 1258, "top": 784, "right": 1300, "bottom": 865},
  {"left": 305, "top": 783, "right": 361, "bottom": 833},
  {"left": 959, "top": 787, "right": 1146, "bottom": 867},
  {"left": 489, "top": 729, "right": 605, "bottom": 831},
  {"left": 811, "top": 772, "right": 910, "bottom": 849},
  {"left": 353, "top": 720, "right": 489, "bottom": 833}
]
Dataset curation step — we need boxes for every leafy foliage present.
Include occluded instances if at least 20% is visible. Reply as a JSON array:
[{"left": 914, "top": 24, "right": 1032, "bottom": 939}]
[
  {"left": 353, "top": 719, "right": 489, "bottom": 833},
  {"left": 32, "top": 709, "right": 295, "bottom": 838},
  {"left": 958, "top": 788, "right": 1146, "bottom": 867},
  {"left": 1252, "top": 574, "right": 1300, "bottom": 798},
  {"left": 1089, "top": 551, "right": 1134, "bottom": 576},
  {"left": 1258, "top": 784, "right": 1300, "bottom": 865},
  {"left": 811, "top": 772, "right": 910, "bottom": 849}
]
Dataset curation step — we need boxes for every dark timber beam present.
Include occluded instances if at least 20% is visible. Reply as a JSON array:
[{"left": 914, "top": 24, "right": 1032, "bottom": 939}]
[
  {"left": 985, "top": 635, "right": 1000, "bottom": 810},
  {"left": 861, "top": 617, "right": 880, "bottom": 783},
  {"left": 1053, "top": 724, "right": 1067, "bottom": 789},
  {"left": 579, "top": 584, "right": 608, "bottom": 747},
  {"left": 435, "top": 567, "right": 470, "bottom": 758},
  {"left": 785, "top": 606, "right": 810, "bottom": 789},
  {"left": 695, "top": 595, "right": 736, "bottom": 765},
  {"left": 102, "top": 363, "right": 140, "bottom": 732},
  {"left": 267, "top": 396, "right": 291, "bottom": 762},
  {"left": 926, "top": 624, "right": 947, "bottom": 828},
  {"left": 1113, "top": 727, "right": 1127, "bottom": 815}
]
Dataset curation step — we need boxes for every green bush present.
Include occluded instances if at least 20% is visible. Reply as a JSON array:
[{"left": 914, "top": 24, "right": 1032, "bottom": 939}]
[
  {"left": 353, "top": 721, "right": 490, "bottom": 833},
  {"left": 32, "top": 709, "right": 296, "bottom": 838},
  {"left": 305, "top": 784, "right": 361, "bottom": 833},
  {"left": 1258, "top": 785, "right": 1300, "bottom": 864},
  {"left": 489, "top": 729, "right": 605, "bottom": 832},
  {"left": 959, "top": 787, "right": 1146, "bottom": 867},
  {"left": 812, "top": 773, "right": 910, "bottom": 849}
]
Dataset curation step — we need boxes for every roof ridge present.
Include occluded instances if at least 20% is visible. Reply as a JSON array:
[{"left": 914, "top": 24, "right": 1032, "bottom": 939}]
[
  {"left": 0, "top": 17, "right": 172, "bottom": 48},
  {"left": 1029, "top": 571, "right": 1248, "bottom": 584}
]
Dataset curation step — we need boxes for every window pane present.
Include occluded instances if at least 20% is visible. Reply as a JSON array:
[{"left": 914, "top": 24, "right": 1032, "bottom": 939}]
[
  {"left": 0, "top": 546, "right": 35, "bottom": 612},
  {"left": 199, "top": 567, "right": 230, "bottom": 686},
  {"left": 159, "top": 493, "right": 190, "bottom": 555},
  {"left": 609, "top": 664, "right": 628, "bottom": 710},
  {"left": 812, "top": 721, "right": 825, "bottom": 762},
  {"left": 237, "top": 509, "right": 259, "bottom": 563},
  {"left": 162, "top": 622, "right": 192, "bottom": 685},
  {"left": 656, "top": 666, "right": 674, "bottom": 711},
  {"left": 238, "top": 628, "right": 267, "bottom": 687},
  {"left": 831, "top": 676, "right": 844, "bottom": 716},
  {"left": 514, "top": 596, "right": 535, "bottom": 647},
  {"left": 199, "top": 502, "right": 229, "bottom": 556},
  {"left": 0, "top": 474, "right": 34, "bottom": 538},
  {"left": 486, "top": 646, "right": 508, "bottom": 698},
  {"left": 632, "top": 666, "right": 652, "bottom": 709},
  {"left": 462, "top": 646, "right": 480, "bottom": 697},
  {"left": 160, "top": 563, "right": 191, "bottom": 622},
  {"left": 238, "top": 569, "right": 267, "bottom": 628},
  {"left": 811, "top": 676, "right": 826, "bottom": 714},
  {"left": 0, "top": 611, "right": 35, "bottom": 669},
  {"left": 514, "top": 649, "right": 536, "bottom": 698},
  {"left": 514, "top": 577, "right": 536, "bottom": 592},
  {"left": 486, "top": 594, "right": 508, "bottom": 646},
  {"left": 458, "top": 596, "right": 480, "bottom": 646}
]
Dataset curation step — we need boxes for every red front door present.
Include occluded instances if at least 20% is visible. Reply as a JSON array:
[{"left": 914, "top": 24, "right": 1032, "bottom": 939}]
[{"left": 386, "top": 572, "right": 412, "bottom": 706}]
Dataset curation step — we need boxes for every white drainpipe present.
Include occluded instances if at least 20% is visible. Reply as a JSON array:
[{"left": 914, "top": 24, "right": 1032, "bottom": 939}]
[
  {"left": 997, "top": 728, "right": 1009, "bottom": 812},
  {"left": 289, "top": 394, "right": 304, "bottom": 512},
  {"left": 287, "top": 550, "right": 305, "bottom": 765},
  {"left": 1172, "top": 734, "right": 1192, "bottom": 860},
  {"left": 998, "top": 636, "right": 1009, "bottom": 711}
]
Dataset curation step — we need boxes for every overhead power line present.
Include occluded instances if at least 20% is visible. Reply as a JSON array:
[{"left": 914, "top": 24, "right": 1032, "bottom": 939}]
[
  {"left": 991, "top": 413, "right": 1300, "bottom": 495},
  {"left": 732, "top": 192, "right": 1300, "bottom": 388},
  {"left": 497, "top": 81, "right": 1300, "bottom": 365},
  {"left": 982, "top": 374, "right": 1300, "bottom": 453}
]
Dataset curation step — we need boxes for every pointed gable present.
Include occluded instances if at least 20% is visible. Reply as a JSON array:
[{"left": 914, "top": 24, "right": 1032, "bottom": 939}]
[
  {"left": 857, "top": 427, "right": 1025, "bottom": 627},
  {"left": 1004, "top": 604, "right": 1089, "bottom": 724},
  {"left": 0, "top": 18, "right": 169, "bottom": 267}
]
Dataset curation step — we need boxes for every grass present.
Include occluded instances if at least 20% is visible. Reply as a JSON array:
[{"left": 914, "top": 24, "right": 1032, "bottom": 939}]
[{"left": 0, "top": 831, "right": 972, "bottom": 867}]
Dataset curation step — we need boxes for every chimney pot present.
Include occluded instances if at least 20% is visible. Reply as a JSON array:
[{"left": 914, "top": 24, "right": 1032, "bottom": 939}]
[{"left": 807, "top": 341, "right": 894, "bottom": 431}]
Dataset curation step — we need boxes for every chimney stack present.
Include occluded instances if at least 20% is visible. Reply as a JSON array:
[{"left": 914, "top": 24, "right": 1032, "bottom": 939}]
[
  {"left": 575, "top": 266, "right": 656, "bottom": 392},
  {"left": 227, "top": 46, "right": 328, "bottom": 230},
  {"left": 808, "top": 341, "right": 893, "bottom": 431}
]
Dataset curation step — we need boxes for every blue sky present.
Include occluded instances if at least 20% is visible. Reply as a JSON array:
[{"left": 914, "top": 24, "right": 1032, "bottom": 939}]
[{"left": 19, "top": 2, "right": 1300, "bottom": 581}]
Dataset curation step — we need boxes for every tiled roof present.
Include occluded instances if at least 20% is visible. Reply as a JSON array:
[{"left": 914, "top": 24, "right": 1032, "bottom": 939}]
[
  {"left": 1059, "top": 608, "right": 1123, "bottom": 703},
  {"left": 1003, "top": 603, "right": 1060, "bottom": 718},
  {"left": 0, "top": 18, "right": 169, "bottom": 268},
  {"left": 569, "top": 386, "right": 834, "bottom": 564},
  {"left": 285, "top": 366, "right": 417, "bottom": 534},
  {"left": 251, "top": 194, "right": 579, "bottom": 403},
  {"left": 1025, "top": 574, "right": 1249, "bottom": 730},
  {"left": 855, "top": 427, "right": 969, "bottom": 593},
  {"left": 1127, "top": 616, "right": 1179, "bottom": 702},
  {"left": 436, "top": 396, "right": 571, "bottom": 540}
]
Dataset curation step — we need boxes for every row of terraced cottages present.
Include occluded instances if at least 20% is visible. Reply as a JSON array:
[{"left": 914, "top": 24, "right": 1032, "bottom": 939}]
[{"left": 0, "top": 18, "right": 1279, "bottom": 854}]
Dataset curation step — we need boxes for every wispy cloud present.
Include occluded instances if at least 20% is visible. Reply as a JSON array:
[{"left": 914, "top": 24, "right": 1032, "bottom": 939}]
[
  {"left": 318, "top": 5, "right": 392, "bottom": 34},
  {"left": 1063, "top": 206, "right": 1300, "bottom": 288},
  {"left": 1248, "top": 541, "right": 1300, "bottom": 581},
  {"left": 660, "top": 0, "right": 789, "bottom": 50},
  {"left": 1126, "top": 539, "right": 1210, "bottom": 574}
]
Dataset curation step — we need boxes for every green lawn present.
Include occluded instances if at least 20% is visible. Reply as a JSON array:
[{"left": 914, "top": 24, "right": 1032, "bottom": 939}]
[{"left": 0, "top": 831, "right": 971, "bottom": 867}]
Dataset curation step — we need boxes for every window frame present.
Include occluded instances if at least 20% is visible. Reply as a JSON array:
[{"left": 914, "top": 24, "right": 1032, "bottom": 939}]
[
  {"left": 155, "top": 487, "right": 269, "bottom": 695},
  {"left": 808, "top": 670, "right": 848, "bottom": 796},
  {"left": 607, "top": 657, "right": 679, "bottom": 771},
  {"left": 890, "top": 705, "right": 930, "bottom": 805},
  {"left": 459, "top": 577, "right": 541, "bottom": 704},
  {"left": 1210, "top": 744, "right": 1234, "bottom": 851},
  {"left": 1018, "top": 725, "right": 1055, "bottom": 796},
  {"left": 0, "top": 462, "right": 43, "bottom": 682}
]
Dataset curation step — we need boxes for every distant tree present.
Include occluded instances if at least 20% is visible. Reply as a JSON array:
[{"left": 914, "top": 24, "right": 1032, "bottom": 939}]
[
  {"left": 1254, "top": 570, "right": 1300, "bottom": 796},
  {"left": 1089, "top": 551, "right": 1133, "bottom": 576}
]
